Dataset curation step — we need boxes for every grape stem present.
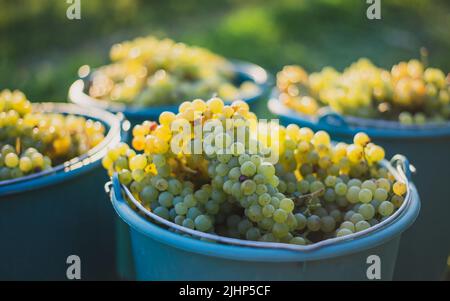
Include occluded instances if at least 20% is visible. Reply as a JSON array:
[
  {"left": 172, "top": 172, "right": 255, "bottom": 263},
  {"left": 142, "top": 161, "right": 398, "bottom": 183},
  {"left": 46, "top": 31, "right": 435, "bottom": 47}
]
[
  {"left": 291, "top": 188, "right": 324, "bottom": 204},
  {"left": 15, "top": 137, "right": 21, "bottom": 154},
  {"left": 182, "top": 165, "right": 198, "bottom": 174}
]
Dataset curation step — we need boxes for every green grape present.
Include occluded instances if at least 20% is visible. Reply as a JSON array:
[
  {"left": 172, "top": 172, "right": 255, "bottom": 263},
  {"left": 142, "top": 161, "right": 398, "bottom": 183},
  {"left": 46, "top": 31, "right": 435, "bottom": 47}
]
[
  {"left": 183, "top": 194, "right": 197, "bottom": 208},
  {"left": 358, "top": 203, "right": 375, "bottom": 220},
  {"left": 182, "top": 218, "right": 195, "bottom": 229},
  {"left": 344, "top": 210, "right": 355, "bottom": 221},
  {"left": 272, "top": 222, "right": 289, "bottom": 239},
  {"left": 290, "top": 237, "right": 306, "bottom": 245},
  {"left": 329, "top": 209, "right": 342, "bottom": 223},
  {"left": 310, "top": 180, "right": 325, "bottom": 193},
  {"left": 195, "top": 215, "right": 213, "bottom": 232},
  {"left": 358, "top": 188, "right": 373, "bottom": 203},
  {"left": 374, "top": 188, "right": 388, "bottom": 202},
  {"left": 241, "top": 161, "right": 257, "bottom": 177},
  {"left": 273, "top": 209, "right": 288, "bottom": 223},
  {"left": 350, "top": 213, "right": 364, "bottom": 224},
  {"left": 307, "top": 215, "right": 321, "bottom": 231},
  {"left": 140, "top": 185, "right": 159, "bottom": 204},
  {"left": 5, "top": 153, "right": 19, "bottom": 168},
  {"left": 355, "top": 220, "right": 371, "bottom": 232},
  {"left": 324, "top": 188, "right": 336, "bottom": 203},
  {"left": 391, "top": 195, "right": 404, "bottom": 208},
  {"left": 241, "top": 179, "right": 257, "bottom": 195},
  {"left": 246, "top": 227, "right": 261, "bottom": 241},
  {"left": 168, "top": 179, "right": 183, "bottom": 195},
  {"left": 154, "top": 178, "right": 168, "bottom": 191},
  {"left": 237, "top": 219, "right": 252, "bottom": 236},
  {"left": 175, "top": 203, "right": 188, "bottom": 215},
  {"left": 172, "top": 196, "right": 184, "bottom": 206},
  {"left": 297, "top": 180, "right": 310, "bottom": 194},
  {"left": 259, "top": 217, "right": 274, "bottom": 231},
  {"left": 378, "top": 201, "right": 394, "bottom": 217},
  {"left": 347, "top": 179, "right": 362, "bottom": 187},
  {"left": 174, "top": 215, "right": 185, "bottom": 225},
  {"left": 257, "top": 162, "right": 275, "bottom": 178},
  {"left": 154, "top": 206, "right": 170, "bottom": 220},
  {"left": 320, "top": 216, "right": 336, "bottom": 233},
  {"left": 258, "top": 193, "right": 271, "bottom": 206},
  {"left": 361, "top": 180, "right": 377, "bottom": 193},
  {"left": 340, "top": 221, "right": 355, "bottom": 232},
  {"left": 346, "top": 186, "right": 361, "bottom": 204},
  {"left": 158, "top": 191, "right": 174, "bottom": 207},
  {"left": 334, "top": 182, "right": 348, "bottom": 196},
  {"left": 262, "top": 204, "right": 275, "bottom": 217},
  {"left": 205, "top": 200, "right": 220, "bottom": 215},
  {"left": 279, "top": 198, "right": 294, "bottom": 212},
  {"left": 294, "top": 213, "right": 307, "bottom": 230},
  {"left": 187, "top": 207, "right": 202, "bottom": 220}
]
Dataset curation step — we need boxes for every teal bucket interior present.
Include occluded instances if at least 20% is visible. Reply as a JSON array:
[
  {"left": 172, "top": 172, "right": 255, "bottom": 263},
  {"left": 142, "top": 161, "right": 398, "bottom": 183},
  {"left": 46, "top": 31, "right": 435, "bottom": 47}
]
[
  {"left": 69, "top": 60, "right": 272, "bottom": 127},
  {"left": 268, "top": 96, "right": 450, "bottom": 280},
  {"left": 110, "top": 164, "right": 420, "bottom": 281},
  {"left": 0, "top": 103, "right": 126, "bottom": 280}
]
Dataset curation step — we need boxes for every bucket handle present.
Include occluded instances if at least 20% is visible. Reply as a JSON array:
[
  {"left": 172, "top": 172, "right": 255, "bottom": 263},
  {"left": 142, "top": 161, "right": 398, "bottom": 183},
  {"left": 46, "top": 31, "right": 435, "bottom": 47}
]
[
  {"left": 390, "top": 154, "right": 415, "bottom": 183},
  {"left": 105, "top": 181, "right": 113, "bottom": 194}
]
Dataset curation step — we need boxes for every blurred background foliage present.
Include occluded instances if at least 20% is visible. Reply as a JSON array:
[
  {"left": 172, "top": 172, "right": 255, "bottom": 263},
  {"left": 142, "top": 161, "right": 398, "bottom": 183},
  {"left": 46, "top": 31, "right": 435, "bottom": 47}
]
[{"left": 0, "top": 0, "right": 449, "bottom": 102}]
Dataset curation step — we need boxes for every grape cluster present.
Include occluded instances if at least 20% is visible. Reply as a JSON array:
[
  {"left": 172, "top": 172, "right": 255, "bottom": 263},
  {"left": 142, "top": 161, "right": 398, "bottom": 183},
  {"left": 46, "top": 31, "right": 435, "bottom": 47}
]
[
  {"left": 0, "top": 89, "right": 106, "bottom": 180},
  {"left": 277, "top": 58, "right": 450, "bottom": 124},
  {"left": 88, "top": 36, "right": 260, "bottom": 106},
  {"left": 104, "top": 97, "right": 407, "bottom": 245},
  {"left": 0, "top": 145, "right": 52, "bottom": 180}
]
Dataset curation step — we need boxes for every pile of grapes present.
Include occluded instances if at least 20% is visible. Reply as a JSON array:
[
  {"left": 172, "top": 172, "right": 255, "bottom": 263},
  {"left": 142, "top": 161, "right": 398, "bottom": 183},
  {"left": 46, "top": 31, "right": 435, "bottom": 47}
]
[
  {"left": 87, "top": 36, "right": 260, "bottom": 107},
  {"left": 104, "top": 97, "right": 407, "bottom": 245},
  {"left": 0, "top": 89, "right": 106, "bottom": 181},
  {"left": 277, "top": 58, "right": 450, "bottom": 125}
]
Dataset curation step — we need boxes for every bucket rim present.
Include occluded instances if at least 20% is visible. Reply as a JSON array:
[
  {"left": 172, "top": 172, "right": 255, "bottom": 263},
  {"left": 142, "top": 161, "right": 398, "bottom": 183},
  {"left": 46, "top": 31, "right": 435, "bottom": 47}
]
[
  {"left": 110, "top": 161, "right": 420, "bottom": 262},
  {"left": 0, "top": 102, "right": 124, "bottom": 196},
  {"left": 68, "top": 60, "right": 272, "bottom": 118},
  {"left": 268, "top": 90, "right": 450, "bottom": 138}
]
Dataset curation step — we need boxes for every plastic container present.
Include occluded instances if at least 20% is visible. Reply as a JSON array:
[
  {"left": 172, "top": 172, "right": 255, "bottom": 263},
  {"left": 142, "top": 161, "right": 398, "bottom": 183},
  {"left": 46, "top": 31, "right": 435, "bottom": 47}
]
[
  {"left": 0, "top": 103, "right": 126, "bottom": 280},
  {"left": 268, "top": 95, "right": 450, "bottom": 280},
  {"left": 70, "top": 60, "right": 271, "bottom": 280},
  {"left": 109, "top": 158, "right": 420, "bottom": 281},
  {"left": 68, "top": 60, "right": 272, "bottom": 127}
]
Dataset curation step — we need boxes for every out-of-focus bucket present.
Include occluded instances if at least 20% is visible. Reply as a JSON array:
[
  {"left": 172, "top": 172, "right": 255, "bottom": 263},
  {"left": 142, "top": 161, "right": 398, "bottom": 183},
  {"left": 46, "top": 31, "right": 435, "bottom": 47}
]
[
  {"left": 0, "top": 103, "right": 126, "bottom": 280},
  {"left": 269, "top": 96, "right": 450, "bottom": 280}
]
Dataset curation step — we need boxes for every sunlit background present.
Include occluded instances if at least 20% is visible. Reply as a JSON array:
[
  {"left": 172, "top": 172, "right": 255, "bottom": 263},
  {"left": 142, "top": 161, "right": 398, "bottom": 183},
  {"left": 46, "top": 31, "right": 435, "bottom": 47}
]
[{"left": 1, "top": 0, "right": 449, "bottom": 103}]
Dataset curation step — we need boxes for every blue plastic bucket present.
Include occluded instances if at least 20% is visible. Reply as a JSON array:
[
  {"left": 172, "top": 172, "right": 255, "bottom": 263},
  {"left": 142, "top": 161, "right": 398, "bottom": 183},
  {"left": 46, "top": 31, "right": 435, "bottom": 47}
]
[
  {"left": 0, "top": 103, "right": 126, "bottom": 280},
  {"left": 68, "top": 60, "right": 272, "bottom": 127},
  {"left": 69, "top": 60, "right": 272, "bottom": 280},
  {"left": 268, "top": 95, "right": 450, "bottom": 280},
  {"left": 109, "top": 158, "right": 420, "bottom": 281}
]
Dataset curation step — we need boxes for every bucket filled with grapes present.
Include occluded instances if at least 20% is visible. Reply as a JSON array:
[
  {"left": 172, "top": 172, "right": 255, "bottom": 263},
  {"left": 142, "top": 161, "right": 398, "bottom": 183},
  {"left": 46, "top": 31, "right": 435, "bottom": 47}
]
[
  {"left": 0, "top": 90, "right": 125, "bottom": 280},
  {"left": 269, "top": 58, "right": 450, "bottom": 280},
  {"left": 105, "top": 97, "right": 420, "bottom": 280},
  {"left": 69, "top": 36, "right": 270, "bottom": 127}
]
